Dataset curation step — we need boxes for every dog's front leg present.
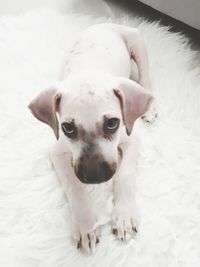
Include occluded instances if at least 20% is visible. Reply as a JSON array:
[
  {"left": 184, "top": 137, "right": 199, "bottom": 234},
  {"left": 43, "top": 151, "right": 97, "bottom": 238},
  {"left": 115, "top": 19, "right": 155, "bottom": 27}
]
[
  {"left": 50, "top": 143, "right": 100, "bottom": 253},
  {"left": 112, "top": 136, "right": 140, "bottom": 241}
]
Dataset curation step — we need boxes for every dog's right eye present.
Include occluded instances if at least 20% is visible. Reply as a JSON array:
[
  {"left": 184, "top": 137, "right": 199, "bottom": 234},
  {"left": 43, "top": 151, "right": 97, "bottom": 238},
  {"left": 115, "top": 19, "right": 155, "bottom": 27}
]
[
  {"left": 61, "top": 122, "right": 77, "bottom": 138},
  {"left": 103, "top": 117, "right": 120, "bottom": 134}
]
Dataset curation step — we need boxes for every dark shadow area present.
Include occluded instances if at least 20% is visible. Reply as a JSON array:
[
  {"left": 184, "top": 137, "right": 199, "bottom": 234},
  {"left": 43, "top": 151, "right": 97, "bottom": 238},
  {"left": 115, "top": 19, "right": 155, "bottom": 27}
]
[{"left": 105, "top": 0, "right": 200, "bottom": 50}]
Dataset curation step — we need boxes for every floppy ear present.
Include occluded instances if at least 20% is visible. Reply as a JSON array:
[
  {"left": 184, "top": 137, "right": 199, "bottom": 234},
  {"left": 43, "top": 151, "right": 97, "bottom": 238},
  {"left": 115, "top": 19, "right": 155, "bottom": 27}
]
[
  {"left": 114, "top": 78, "right": 153, "bottom": 135},
  {"left": 28, "top": 88, "right": 61, "bottom": 139}
]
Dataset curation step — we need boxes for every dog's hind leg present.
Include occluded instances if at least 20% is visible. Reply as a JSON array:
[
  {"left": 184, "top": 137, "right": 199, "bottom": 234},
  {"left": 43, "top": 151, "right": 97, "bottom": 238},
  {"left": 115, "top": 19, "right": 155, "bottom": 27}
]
[
  {"left": 127, "top": 28, "right": 158, "bottom": 123},
  {"left": 130, "top": 58, "right": 139, "bottom": 83},
  {"left": 117, "top": 25, "right": 158, "bottom": 123}
]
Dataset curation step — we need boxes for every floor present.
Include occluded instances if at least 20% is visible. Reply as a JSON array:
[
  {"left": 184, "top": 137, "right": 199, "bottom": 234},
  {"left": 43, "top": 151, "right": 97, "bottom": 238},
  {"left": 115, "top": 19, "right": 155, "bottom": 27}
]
[{"left": 105, "top": 0, "right": 200, "bottom": 55}]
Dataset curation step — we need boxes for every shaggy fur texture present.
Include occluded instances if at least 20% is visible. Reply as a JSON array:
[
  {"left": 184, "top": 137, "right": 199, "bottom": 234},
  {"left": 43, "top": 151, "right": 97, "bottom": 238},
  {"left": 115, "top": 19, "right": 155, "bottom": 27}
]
[{"left": 0, "top": 2, "right": 200, "bottom": 266}]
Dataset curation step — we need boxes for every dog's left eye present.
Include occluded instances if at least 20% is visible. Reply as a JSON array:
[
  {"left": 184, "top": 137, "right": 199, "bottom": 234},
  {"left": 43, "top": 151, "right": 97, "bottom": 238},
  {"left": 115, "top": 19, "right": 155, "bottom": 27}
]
[
  {"left": 103, "top": 118, "right": 120, "bottom": 134},
  {"left": 61, "top": 122, "right": 77, "bottom": 138}
]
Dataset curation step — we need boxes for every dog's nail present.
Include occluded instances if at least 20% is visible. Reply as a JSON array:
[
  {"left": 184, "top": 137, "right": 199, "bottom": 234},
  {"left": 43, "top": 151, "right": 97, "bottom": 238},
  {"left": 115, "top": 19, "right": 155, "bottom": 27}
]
[
  {"left": 112, "top": 228, "right": 118, "bottom": 235},
  {"left": 77, "top": 240, "right": 81, "bottom": 249},
  {"left": 121, "top": 237, "right": 124, "bottom": 241},
  {"left": 130, "top": 218, "right": 137, "bottom": 233},
  {"left": 87, "top": 234, "right": 91, "bottom": 249},
  {"left": 96, "top": 237, "right": 99, "bottom": 244},
  {"left": 132, "top": 226, "right": 137, "bottom": 233},
  {"left": 124, "top": 230, "right": 126, "bottom": 240},
  {"left": 77, "top": 236, "right": 82, "bottom": 249},
  {"left": 87, "top": 234, "right": 90, "bottom": 241}
]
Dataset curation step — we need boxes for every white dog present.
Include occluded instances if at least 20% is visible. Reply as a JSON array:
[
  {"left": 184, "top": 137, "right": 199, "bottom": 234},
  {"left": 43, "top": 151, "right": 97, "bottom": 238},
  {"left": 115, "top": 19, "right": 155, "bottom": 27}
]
[{"left": 28, "top": 23, "right": 156, "bottom": 252}]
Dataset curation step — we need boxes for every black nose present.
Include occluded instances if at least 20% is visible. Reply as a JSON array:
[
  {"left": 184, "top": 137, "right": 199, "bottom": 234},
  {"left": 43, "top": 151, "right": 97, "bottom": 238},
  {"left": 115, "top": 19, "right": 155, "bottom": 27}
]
[
  {"left": 100, "top": 161, "right": 113, "bottom": 180},
  {"left": 75, "top": 159, "right": 116, "bottom": 184}
]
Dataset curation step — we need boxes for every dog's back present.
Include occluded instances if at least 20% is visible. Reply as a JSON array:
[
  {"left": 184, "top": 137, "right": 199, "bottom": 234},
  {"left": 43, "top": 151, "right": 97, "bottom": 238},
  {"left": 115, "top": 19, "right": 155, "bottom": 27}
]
[{"left": 63, "top": 24, "right": 131, "bottom": 79}]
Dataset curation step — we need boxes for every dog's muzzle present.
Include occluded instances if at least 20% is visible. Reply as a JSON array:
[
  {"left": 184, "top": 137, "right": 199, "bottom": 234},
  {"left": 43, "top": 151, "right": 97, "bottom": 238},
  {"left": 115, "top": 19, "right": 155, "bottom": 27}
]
[{"left": 74, "top": 155, "right": 117, "bottom": 184}]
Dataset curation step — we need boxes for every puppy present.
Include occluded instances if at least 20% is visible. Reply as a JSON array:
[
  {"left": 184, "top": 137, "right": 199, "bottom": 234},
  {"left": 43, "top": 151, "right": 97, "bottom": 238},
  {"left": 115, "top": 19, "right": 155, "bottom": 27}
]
[{"left": 28, "top": 23, "right": 156, "bottom": 252}]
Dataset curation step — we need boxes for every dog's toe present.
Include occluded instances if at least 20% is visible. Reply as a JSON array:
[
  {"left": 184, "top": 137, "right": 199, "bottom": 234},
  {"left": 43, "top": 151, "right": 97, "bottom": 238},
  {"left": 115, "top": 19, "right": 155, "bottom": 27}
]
[
  {"left": 71, "top": 211, "right": 100, "bottom": 253},
  {"left": 112, "top": 201, "right": 138, "bottom": 242},
  {"left": 112, "top": 216, "right": 138, "bottom": 242},
  {"left": 74, "top": 228, "right": 100, "bottom": 253}
]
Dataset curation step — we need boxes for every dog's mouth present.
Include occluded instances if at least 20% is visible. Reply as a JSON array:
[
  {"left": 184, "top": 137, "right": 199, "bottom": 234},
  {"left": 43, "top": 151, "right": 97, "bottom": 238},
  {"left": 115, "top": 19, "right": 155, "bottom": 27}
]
[
  {"left": 77, "top": 174, "right": 113, "bottom": 184},
  {"left": 76, "top": 175, "right": 113, "bottom": 184}
]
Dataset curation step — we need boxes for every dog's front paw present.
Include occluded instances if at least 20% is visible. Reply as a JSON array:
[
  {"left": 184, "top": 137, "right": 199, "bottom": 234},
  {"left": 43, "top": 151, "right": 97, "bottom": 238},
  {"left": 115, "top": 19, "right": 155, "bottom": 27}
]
[
  {"left": 141, "top": 102, "right": 158, "bottom": 124},
  {"left": 112, "top": 203, "right": 138, "bottom": 241},
  {"left": 71, "top": 213, "right": 100, "bottom": 253}
]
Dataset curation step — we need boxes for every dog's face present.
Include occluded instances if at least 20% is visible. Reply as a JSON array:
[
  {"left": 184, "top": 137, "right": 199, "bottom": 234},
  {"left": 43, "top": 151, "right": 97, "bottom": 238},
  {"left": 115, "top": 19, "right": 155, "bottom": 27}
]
[
  {"left": 59, "top": 76, "right": 123, "bottom": 184},
  {"left": 29, "top": 72, "right": 153, "bottom": 184}
]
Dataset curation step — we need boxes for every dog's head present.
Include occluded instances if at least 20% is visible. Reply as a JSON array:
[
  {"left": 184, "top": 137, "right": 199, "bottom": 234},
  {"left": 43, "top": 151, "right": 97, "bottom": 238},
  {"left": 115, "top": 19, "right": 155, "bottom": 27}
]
[{"left": 29, "top": 72, "right": 153, "bottom": 184}]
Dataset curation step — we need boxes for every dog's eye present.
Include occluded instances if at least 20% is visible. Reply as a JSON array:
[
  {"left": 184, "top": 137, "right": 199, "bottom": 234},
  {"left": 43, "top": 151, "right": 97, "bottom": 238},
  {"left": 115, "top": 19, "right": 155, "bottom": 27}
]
[
  {"left": 103, "top": 118, "right": 120, "bottom": 134},
  {"left": 61, "top": 122, "right": 77, "bottom": 138}
]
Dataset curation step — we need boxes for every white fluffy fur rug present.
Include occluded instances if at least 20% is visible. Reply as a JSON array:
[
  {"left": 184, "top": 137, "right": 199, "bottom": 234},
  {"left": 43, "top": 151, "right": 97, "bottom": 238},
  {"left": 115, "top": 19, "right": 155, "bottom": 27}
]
[{"left": 1, "top": 1, "right": 200, "bottom": 266}]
